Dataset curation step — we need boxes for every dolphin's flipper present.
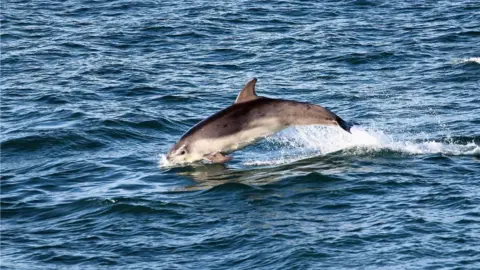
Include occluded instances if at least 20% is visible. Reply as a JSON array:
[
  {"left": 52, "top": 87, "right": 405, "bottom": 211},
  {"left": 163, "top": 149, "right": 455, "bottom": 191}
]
[{"left": 205, "top": 152, "right": 232, "bottom": 163}]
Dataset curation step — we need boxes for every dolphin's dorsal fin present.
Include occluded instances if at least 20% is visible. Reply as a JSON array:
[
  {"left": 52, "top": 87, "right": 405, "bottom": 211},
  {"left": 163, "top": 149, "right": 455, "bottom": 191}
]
[{"left": 235, "top": 78, "right": 258, "bottom": 104}]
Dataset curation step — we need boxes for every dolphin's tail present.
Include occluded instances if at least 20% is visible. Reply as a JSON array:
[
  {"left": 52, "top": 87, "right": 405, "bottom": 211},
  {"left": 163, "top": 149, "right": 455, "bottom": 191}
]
[{"left": 336, "top": 116, "right": 353, "bottom": 133}]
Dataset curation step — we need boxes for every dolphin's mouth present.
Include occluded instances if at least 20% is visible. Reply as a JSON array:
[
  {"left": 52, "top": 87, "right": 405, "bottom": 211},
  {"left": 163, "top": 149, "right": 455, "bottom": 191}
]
[
  {"left": 160, "top": 155, "right": 196, "bottom": 168},
  {"left": 162, "top": 153, "right": 208, "bottom": 167}
]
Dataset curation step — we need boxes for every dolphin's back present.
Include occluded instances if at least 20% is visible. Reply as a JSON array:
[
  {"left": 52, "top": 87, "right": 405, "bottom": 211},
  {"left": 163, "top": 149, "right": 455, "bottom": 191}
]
[{"left": 180, "top": 98, "right": 350, "bottom": 142}]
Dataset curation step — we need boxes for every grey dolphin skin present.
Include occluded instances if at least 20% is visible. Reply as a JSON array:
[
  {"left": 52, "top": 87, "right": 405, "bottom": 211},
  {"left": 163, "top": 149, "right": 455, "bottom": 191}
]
[{"left": 167, "top": 78, "right": 352, "bottom": 164}]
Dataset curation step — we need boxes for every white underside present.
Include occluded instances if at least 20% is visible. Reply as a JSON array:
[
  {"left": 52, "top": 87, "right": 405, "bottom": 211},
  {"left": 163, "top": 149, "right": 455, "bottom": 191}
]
[{"left": 192, "top": 118, "right": 285, "bottom": 158}]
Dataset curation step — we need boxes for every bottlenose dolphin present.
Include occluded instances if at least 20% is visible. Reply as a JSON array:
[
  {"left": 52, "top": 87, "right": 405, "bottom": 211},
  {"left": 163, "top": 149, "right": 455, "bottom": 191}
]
[{"left": 167, "top": 78, "right": 352, "bottom": 164}]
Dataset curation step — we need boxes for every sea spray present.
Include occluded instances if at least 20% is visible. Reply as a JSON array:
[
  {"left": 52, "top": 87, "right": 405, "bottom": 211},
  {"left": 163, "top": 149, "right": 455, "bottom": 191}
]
[{"left": 243, "top": 125, "right": 480, "bottom": 166}]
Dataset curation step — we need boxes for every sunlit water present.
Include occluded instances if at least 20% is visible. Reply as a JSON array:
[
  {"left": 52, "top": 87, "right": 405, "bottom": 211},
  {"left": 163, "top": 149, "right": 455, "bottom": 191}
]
[{"left": 2, "top": 0, "right": 480, "bottom": 269}]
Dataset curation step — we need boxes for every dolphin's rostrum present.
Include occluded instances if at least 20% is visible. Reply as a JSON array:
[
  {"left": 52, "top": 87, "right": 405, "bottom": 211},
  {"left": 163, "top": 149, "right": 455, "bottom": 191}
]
[{"left": 167, "top": 78, "right": 352, "bottom": 164}]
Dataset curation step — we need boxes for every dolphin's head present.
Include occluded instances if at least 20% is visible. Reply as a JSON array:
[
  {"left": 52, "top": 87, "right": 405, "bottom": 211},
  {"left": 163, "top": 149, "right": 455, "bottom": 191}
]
[{"left": 166, "top": 140, "right": 204, "bottom": 164}]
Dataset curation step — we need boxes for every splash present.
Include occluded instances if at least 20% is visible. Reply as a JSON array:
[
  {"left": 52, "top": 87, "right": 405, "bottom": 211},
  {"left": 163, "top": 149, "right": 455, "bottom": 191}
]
[
  {"left": 244, "top": 126, "right": 479, "bottom": 166},
  {"left": 158, "top": 154, "right": 212, "bottom": 168},
  {"left": 159, "top": 126, "right": 479, "bottom": 168},
  {"left": 159, "top": 154, "right": 171, "bottom": 168},
  {"left": 453, "top": 57, "right": 480, "bottom": 64}
]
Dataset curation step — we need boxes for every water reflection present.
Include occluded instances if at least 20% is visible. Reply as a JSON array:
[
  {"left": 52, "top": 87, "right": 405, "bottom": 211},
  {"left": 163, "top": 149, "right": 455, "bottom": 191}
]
[{"left": 170, "top": 153, "right": 357, "bottom": 191}]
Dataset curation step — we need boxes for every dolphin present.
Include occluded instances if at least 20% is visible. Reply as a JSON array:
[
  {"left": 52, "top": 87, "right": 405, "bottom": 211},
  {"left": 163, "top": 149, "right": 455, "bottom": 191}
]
[{"left": 166, "top": 78, "right": 352, "bottom": 164}]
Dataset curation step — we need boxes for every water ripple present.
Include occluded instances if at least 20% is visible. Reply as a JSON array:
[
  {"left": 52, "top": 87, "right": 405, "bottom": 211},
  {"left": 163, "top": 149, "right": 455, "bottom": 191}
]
[{"left": 2, "top": 0, "right": 480, "bottom": 269}]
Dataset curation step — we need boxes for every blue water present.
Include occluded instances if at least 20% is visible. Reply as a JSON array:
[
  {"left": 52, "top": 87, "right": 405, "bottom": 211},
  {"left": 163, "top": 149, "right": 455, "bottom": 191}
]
[{"left": 2, "top": 0, "right": 480, "bottom": 269}]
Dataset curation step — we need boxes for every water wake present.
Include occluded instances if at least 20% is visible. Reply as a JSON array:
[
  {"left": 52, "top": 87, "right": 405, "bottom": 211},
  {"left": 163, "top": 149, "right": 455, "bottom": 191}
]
[{"left": 244, "top": 126, "right": 479, "bottom": 166}]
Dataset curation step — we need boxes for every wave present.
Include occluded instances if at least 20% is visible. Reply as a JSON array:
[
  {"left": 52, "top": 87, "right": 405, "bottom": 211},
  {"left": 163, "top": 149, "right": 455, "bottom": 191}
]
[{"left": 1, "top": 132, "right": 105, "bottom": 153}]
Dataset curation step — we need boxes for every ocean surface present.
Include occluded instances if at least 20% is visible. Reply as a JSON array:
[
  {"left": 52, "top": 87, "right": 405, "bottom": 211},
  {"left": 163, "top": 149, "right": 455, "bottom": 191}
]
[{"left": 1, "top": 0, "right": 480, "bottom": 269}]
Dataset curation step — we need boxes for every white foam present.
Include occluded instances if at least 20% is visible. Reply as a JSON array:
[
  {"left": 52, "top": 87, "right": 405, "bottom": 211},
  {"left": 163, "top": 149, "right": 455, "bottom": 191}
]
[
  {"left": 158, "top": 153, "right": 212, "bottom": 168},
  {"left": 454, "top": 57, "right": 480, "bottom": 64},
  {"left": 243, "top": 126, "right": 479, "bottom": 166},
  {"left": 158, "top": 154, "right": 173, "bottom": 168}
]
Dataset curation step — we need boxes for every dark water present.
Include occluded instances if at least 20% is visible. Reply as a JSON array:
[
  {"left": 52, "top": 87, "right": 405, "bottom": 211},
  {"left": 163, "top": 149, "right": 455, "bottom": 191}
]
[{"left": 2, "top": 0, "right": 480, "bottom": 269}]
